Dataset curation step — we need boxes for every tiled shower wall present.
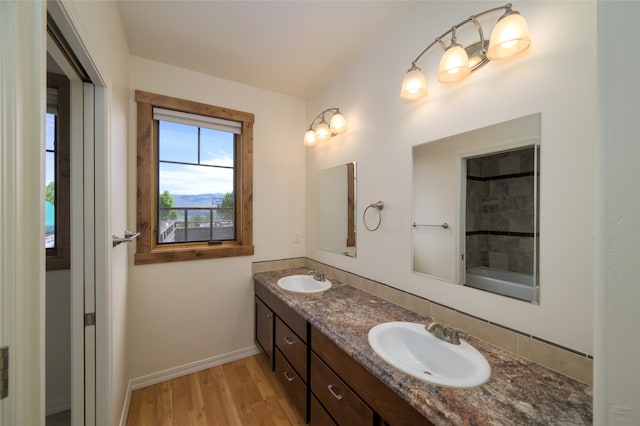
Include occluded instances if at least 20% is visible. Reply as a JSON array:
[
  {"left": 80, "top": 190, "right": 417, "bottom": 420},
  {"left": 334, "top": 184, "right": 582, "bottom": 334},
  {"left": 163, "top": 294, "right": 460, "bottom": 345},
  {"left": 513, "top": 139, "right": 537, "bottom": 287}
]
[{"left": 465, "top": 147, "right": 536, "bottom": 274}]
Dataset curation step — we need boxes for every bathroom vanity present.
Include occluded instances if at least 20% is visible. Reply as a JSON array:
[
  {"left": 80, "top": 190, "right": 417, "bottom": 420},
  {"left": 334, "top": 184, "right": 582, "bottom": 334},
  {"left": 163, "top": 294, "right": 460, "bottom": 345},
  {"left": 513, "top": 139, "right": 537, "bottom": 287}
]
[{"left": 254, "top": 269, "right": 592, "bottom": 425}]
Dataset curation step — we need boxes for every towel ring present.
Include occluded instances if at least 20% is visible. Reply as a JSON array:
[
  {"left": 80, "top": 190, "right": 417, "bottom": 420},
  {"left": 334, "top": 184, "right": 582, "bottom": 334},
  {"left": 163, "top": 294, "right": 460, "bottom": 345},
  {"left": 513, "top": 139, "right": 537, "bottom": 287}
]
[{"left": 363, "top": 201, "right": 384, "bottom": 231}]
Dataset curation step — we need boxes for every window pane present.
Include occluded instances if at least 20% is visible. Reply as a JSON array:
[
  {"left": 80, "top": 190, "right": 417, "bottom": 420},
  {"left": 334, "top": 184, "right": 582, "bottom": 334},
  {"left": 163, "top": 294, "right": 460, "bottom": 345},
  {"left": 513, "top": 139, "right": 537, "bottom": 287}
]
[
  {"left": 45, "top": 136, "right": 56, "bottom": 249},
  {"left": 158, "top": 162, "right": 234, "bottom": 244},
  {"left": 46, "top": 113, "right": 56, "bottom": 150},
  {"left": 159, "top": 121, "right": 198, "bottom": 163},
  {"left": 200, "top": 128, "right": 234, "bottom": 167}
]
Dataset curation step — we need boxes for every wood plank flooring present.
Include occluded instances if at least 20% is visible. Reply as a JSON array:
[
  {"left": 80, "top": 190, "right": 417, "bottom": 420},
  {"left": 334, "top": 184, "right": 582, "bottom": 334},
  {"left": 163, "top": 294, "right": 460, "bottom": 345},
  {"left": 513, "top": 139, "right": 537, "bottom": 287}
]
[{"left": 125, "top": 354, "right": 305, "bottom": 426}]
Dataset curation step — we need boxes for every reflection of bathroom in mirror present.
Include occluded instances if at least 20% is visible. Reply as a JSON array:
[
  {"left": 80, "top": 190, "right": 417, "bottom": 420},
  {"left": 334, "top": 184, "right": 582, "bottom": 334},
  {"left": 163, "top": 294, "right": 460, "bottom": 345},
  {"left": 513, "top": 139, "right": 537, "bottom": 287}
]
[
  {"left": 463, "top": 145, "right": 539, "bottom": 303},
  {"left": 317, "top": 162, "right": 356, "bottom": 257},
  {"left": 412, "top": 113, "right": 540, "bottom": 303}
]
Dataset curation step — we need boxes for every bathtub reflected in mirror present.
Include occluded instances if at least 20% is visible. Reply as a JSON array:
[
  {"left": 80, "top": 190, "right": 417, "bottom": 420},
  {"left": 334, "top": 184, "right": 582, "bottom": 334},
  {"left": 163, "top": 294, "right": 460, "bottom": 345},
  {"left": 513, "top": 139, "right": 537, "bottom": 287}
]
[{"left": 412, "top": 113, "right": 540, "bottom": 303}]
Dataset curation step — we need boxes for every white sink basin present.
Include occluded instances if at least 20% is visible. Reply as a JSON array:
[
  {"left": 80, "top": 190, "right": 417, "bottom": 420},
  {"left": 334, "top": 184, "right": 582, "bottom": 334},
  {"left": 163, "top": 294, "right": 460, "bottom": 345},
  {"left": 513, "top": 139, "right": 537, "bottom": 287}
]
[
  {"left": 277, "top": 275, "right": 332, "bottom": 293},
  {"left": 368, "top": 321, "right": 491, "bottom": 388}
]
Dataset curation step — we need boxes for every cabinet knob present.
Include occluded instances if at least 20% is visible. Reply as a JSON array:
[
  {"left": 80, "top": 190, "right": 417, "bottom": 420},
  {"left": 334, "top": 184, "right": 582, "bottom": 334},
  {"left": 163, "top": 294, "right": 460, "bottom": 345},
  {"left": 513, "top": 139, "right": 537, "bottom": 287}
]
[{"left": 266, "top": 313, "right": 272, "bottom": 318}]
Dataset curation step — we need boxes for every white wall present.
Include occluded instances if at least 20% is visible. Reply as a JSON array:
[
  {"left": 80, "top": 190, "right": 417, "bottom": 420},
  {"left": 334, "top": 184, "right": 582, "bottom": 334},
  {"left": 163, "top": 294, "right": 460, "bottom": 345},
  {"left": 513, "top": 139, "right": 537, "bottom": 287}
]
[
  {"left": 306, "top": 1, "right": 596, "bottom": 355},
  {"left": 595, "top": 1, "right": 640, "bottom": 423},
  {"left": 127, "top": 56, "right": 306, "bottom": 379},
  {"left": 66, "top": 1, "right": 131, "bottom": 424}
]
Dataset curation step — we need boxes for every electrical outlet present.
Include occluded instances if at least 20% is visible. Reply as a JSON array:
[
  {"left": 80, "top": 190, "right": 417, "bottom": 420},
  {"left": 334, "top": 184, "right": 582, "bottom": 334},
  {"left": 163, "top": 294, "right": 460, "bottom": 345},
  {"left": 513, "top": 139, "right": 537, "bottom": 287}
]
[{"left": 293, "top": 231, "right": 301, "bottom": 244}]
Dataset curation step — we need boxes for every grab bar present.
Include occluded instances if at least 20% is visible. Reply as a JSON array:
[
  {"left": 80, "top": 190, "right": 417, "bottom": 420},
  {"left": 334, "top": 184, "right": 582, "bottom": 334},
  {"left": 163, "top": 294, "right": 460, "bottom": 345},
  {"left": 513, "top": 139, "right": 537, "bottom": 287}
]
[{"left": 412, "top": 222, "right": 449, "bottom": 229}]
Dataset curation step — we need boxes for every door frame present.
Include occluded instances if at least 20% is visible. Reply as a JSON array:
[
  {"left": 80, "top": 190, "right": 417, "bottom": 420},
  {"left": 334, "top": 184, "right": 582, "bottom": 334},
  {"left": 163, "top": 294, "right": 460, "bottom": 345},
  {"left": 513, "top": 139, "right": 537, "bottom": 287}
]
[
  {"left": 48, "top": 1, "right": 111, "bottom": 425},
  {"left": 0, "top": 2, "right": 47, "bottom": 425},
  {"left": 0, "top": 1, "right": 111, "bottom": 424}
]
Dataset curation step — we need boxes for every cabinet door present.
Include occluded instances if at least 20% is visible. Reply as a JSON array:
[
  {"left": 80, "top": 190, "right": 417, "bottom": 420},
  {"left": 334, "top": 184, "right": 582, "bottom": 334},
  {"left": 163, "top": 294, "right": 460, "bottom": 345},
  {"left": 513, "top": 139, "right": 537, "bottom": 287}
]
[
  {"left": 311, "top": 352, "right": 374, "bottom": 426},
  {"left": 255, "top": 297, "right": 274, "bottom": 369}
]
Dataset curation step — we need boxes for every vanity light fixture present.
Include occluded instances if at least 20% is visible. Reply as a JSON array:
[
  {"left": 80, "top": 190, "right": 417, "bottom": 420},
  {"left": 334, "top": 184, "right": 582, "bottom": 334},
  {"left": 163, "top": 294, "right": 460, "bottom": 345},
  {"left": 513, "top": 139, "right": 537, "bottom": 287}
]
[
  {"left": 304, "top": 108, "right": 347, "bottom": 147},
  {"left": 400, "top": 3, "right": 531, "bottom": 101}
]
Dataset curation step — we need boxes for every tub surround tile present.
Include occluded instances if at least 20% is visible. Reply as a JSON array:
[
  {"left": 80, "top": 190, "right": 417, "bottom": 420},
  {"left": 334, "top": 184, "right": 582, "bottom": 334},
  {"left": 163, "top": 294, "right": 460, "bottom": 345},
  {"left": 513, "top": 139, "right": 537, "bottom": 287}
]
[{"left": 255, "top": 269, "right": 592, "bottom": 425}]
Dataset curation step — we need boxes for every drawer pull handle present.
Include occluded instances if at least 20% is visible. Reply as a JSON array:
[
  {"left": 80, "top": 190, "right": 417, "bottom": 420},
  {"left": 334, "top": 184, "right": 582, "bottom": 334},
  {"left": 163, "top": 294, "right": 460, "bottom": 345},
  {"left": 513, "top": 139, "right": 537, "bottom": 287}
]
[
  {"left": 328, "top": 384, "right": 343, "bottom": 401},
  {"left": 284, "top": 336, "right": 295, "bottom": 345},
  {"left": 283, "top": 371, "right": 295, "bottom": 382}
]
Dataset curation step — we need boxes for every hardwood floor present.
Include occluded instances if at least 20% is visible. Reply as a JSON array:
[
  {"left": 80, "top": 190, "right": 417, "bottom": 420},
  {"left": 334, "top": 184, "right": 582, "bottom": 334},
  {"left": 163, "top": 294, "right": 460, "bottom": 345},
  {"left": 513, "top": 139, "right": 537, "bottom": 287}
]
[{"left": 126, "top": 354, "right": 306, "bottom": 426}]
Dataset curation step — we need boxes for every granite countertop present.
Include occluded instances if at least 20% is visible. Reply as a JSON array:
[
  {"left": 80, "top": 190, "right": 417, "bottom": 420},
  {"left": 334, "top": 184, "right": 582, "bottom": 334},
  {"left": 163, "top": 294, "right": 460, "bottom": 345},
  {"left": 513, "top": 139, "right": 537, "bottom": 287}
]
[{"left": 254, "top": 268, "right": 593, "bottom": 426}]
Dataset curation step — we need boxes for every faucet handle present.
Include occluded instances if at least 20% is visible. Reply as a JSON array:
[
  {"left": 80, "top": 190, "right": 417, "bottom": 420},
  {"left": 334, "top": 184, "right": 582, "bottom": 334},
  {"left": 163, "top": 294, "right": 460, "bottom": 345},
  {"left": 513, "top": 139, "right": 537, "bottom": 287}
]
[{"left": 449, "top": 328, "right": 469, "bottom": 345}]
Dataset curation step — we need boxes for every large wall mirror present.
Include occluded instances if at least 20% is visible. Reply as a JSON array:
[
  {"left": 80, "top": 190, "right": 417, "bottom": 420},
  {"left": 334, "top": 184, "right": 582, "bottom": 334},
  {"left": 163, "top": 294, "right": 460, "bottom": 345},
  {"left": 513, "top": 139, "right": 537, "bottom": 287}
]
[
  {"left": 317, "top": 161, "right": 357, "bottom": 257},
  {"left": 412, "top": 114, "right": 540, "bottom": 303}
]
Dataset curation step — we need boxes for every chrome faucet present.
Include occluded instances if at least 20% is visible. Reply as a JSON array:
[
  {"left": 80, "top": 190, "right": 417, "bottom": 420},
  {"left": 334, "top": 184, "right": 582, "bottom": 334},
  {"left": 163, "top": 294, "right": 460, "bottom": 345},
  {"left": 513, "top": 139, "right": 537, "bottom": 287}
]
[
  {"left": 426, "top": 321, "right": 468, "bottom": 345},
  {"left": 307, "top": 270, "right": 326, "bottom": 281}
]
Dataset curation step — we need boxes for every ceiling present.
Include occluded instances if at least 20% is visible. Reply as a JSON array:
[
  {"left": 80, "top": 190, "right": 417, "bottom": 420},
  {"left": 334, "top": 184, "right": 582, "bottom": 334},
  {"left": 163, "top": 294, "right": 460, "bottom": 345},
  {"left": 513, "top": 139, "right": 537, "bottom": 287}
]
[{"left": 116, "top": 1, "right": 423, "bottom": 99}]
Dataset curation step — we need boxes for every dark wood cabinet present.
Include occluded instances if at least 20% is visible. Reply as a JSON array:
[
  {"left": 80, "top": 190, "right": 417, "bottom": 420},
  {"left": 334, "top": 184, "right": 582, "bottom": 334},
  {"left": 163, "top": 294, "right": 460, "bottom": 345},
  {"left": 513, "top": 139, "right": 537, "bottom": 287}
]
[
  {"left": 274, "top": 349, "right": 307, "bottom": 417},
  {"left": 276, "top": 317, "right": 307, "bottom": 379},
  {"left": 311, "top": 326, "right": 433, "bottom": 426},
  {"left": 255, "top": 297, "right": 274, "bottom": 369},
  {"left": 255, "top": 280, "right": 433, "bottom": 426},
  {"left": 310, "top": 394, "right": 337, "bottom": 426},
  {"left": 311, "top": 352, "right": 374, "bottom": 426}
]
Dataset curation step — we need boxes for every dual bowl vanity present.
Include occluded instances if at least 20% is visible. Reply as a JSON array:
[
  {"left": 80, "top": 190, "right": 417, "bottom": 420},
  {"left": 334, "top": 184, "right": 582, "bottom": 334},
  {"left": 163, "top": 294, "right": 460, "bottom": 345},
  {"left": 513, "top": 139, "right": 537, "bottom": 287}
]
[{"left": 255, "top": 269, "right": 592, "bottom": 425}]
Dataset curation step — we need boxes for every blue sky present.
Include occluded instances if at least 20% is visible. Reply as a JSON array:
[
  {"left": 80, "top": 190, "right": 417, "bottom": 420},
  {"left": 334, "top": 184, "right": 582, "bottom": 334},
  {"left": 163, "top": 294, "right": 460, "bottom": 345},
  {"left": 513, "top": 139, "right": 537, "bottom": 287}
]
[
  {"left": 45, "top": 114, "right": 55, "bottom": 185},
  {"left": 158, "top": 121, "right": 234, "bottom": 195}
]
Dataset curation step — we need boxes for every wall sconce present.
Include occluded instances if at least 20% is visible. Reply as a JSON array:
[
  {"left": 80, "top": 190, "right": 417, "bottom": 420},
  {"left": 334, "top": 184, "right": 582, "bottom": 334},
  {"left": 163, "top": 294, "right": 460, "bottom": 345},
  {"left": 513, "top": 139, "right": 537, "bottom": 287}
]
[
  {"left": 400, "top": 3, "right": 531, "bottom": 101},
  {"left": 304, "top": 108, "right": 347, "bottom": 147}
]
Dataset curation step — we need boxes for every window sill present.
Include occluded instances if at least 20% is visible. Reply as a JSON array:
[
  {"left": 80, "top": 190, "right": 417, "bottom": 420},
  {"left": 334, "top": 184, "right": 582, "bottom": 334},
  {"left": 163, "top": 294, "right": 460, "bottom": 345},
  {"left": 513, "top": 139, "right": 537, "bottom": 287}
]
[
  {"left": 134, "top": 242, "right": 254, "bottom": 265},
  {"left": 47, "top": 256, "right": 71, "bottom": 271}
]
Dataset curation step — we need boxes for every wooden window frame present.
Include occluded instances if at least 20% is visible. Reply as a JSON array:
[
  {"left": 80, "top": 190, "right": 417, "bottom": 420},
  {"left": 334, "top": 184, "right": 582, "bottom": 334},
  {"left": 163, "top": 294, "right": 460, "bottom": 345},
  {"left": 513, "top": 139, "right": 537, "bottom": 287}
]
[
  {"left": 134, "top": 90, "right": 254, "bottom": 265},
  {"left": 46, "top": 72, "right": 71, "bottom": 271}
]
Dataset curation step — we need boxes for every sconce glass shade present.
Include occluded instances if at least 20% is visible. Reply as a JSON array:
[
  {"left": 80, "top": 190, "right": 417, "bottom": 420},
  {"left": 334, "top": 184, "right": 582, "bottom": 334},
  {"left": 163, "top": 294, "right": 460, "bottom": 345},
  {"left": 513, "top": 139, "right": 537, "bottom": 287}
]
[
  {"left": 304, "top": 129, "right": 317, "bottom": 146},
  {"left": 315, "top": 120, "right": 331, "bottom": 140},
  {"left": 400, "top": 67, "right": 428, "bottom": 100},
  {"left": 487, "top": 12, "right": 531, "bottom": 60},
  {"left": 437, "top": 44, "right": 471, "bottom": 83},
  {"left": 329, "top": 112, "right": 347, "bottom": 134}
]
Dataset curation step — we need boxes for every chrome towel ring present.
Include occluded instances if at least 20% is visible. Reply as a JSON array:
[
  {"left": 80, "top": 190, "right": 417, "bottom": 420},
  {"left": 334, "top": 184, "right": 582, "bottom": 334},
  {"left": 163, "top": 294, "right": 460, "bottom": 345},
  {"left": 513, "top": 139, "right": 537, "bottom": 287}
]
[{"left": 363, "top": 201, "right": 384, "bottom": 231}]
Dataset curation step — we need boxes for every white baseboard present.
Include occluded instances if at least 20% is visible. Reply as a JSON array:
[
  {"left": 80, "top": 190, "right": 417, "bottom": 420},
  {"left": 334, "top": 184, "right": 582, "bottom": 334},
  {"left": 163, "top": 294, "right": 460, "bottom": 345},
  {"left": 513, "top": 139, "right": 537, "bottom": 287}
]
[
  {"left": 118, "top": 381, "right": 133, "bottom": 426},
  {"left": 119, "top": 345, "right": 260, "bottom": 425}
]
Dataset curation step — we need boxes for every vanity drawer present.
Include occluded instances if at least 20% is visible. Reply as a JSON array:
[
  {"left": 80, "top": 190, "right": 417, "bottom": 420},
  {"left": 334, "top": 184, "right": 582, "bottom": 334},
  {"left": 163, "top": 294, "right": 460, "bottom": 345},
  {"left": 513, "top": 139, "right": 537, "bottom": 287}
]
[
  {"left": 274, "top": 349, "right": 306, "bottom": 419},
  {"left": 276, "top": 317, "right": 307, "bottom": 380},
  {"left": 311, "top": 352, "right": 373, "bottom": 426},
  {"left": 311, "top": 326, "right": 433, "bottom": 426},
  {"left": 309, "top": 394, "right": 337, "bottom": 426}
]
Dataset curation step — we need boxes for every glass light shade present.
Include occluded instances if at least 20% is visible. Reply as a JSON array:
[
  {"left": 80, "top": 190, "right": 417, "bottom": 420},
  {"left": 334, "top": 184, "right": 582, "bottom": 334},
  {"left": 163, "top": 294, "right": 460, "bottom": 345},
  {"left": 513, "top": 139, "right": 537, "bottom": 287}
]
[
  {"left": 438, "top": 45, "right": 471, "bottom": 83},
  {"left": 304, "top": 129, "right": 317, "bottom": 146},
  {"left": 487, "top": 13, "right": 531, "bottom": 60},
  {"left": 400, "top": 67, "right": 428, "bottom": 100},
  {"left": 315, "top": 121, "right": 331, "bottom": 140},
  {"left": 329, "top": 112, "right": 347, "bottom": 134}
]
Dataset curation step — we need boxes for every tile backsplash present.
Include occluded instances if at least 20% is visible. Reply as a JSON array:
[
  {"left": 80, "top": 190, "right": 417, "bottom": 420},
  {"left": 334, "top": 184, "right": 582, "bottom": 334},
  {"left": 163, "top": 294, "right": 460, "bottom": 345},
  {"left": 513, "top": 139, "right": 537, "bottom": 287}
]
[{"left": 252, "top": 258, "right": 592, "bottom": 386}]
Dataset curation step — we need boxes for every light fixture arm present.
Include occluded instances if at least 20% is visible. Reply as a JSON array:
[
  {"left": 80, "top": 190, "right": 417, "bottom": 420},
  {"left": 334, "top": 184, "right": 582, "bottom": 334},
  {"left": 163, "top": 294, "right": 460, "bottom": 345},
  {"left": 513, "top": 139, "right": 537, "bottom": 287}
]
[
  {"left": 406, "top": 3, "right": 514, "bottom": 70},
  {"left": 307, "top": 107, "right": 341, "bottom": 131}
]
